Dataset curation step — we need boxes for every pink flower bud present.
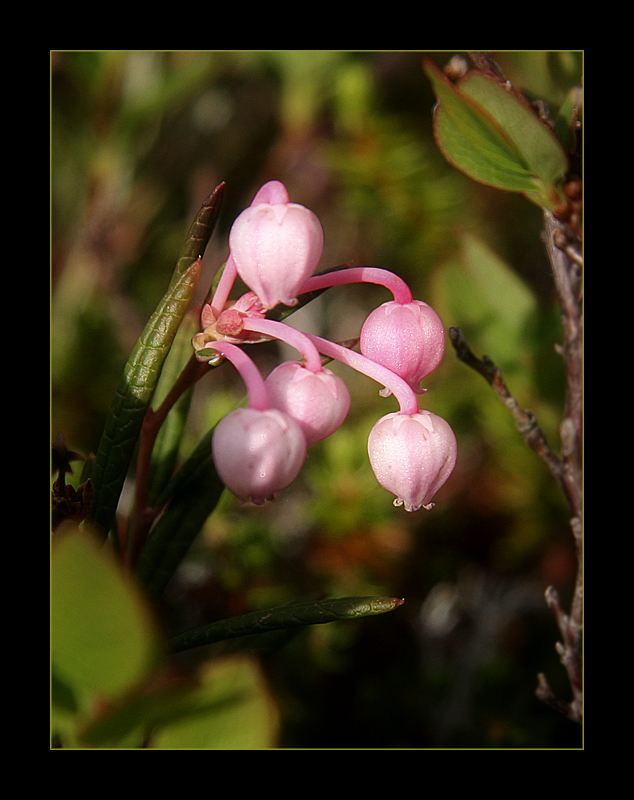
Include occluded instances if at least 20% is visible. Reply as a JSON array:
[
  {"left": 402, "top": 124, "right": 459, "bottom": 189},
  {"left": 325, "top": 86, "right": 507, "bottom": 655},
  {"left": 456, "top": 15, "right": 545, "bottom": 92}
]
[
  {"left": 228, "top": 184, "right": 324, "bottom": 309},
  {"left": 360, "top": 300, "right": 445, "bottom": 393},
  {"left": 368, "top": 410, "right": 457, "bottom": 511},
  {"left": 265, "top": 361, "right": 351, "bottom": 447},
  {"left": 212, "top": 407, "right": 307, "bottom": 505}
]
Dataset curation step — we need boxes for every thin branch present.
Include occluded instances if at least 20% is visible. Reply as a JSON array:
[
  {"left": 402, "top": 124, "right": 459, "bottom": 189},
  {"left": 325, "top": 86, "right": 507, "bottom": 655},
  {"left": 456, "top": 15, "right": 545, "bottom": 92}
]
[
  {"left": 126, "top": 354, "right": 210, "bottom": 569},
  {"left": 535, "top": 579, "right": 582, "bottom": 723},
  {"left": 538, "top": 211, "right": 583, "bottom": 724},
  {"left": 448, "top": 327, "right": 569, "bottom": 499},
  {"left": 543, "top": 211, "right": 583, "bottom": 523},
  {"left": 449, "top": 209, "right": 582, "bottom": 724}
]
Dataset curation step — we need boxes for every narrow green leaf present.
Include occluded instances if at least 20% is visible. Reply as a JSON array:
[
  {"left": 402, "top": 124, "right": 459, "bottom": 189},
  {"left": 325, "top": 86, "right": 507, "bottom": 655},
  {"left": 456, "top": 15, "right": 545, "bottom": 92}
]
[
  {"left": 433, "top": 106, "right": 538, "bottom": 194},
  {"left": 168, "top": 596, "right": 406, "bottom": 653},
  {"left": 88, "top": 184, "right": 225, "bottom": 538},
  {"left": 146, "top": 312, "right": 200, "bottom": 507},
  {"left": 170, "top": 183, "right": 226, "bottom": 290},
  {"left": 87, "top": 260, "right": 201, "bottom": 538}
]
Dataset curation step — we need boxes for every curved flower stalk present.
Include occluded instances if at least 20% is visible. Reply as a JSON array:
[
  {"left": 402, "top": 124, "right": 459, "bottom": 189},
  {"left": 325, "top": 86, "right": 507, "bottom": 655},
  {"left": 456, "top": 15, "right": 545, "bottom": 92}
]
[
  {"left": 299, "top": 266, "right": 413, "bottom": 305},
  {"left": 301, "top": 267, "right": 446, "bottom": 393},
  {"left": 303, "top": 333, "right": 420, "bottom": 417},
  {"left": 301, "top": 334, "right": 455, "bottom": 510},
  {"left": 201, "top": 342, "right": 307, "bottom": 505}
]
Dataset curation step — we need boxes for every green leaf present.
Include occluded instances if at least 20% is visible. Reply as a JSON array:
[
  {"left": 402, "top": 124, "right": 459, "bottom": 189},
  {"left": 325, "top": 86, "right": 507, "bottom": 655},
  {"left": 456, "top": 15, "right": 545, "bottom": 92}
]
[
  {"left": 426, "top": 62, "right": 532, "bottom": 185},
  {"left": 169, "top": 182, "right": 226, "bottom": 292},
  {"left": 151, "top": 656, "right": 280, "bottom": 749},
  {"left": 459, "top": 72, "right": 569, "bottom": 187},
  {"left": 437, "top": 232, "right": 538, "bottom": 374},
  {"left": 88, "top": 184, "right": 225, "bottom": 538},
  {"left": 87, "top": 260, "right": 201, "bottom": 539},
  {"left": 146, "top": 312, "right": 200, "bottom": 507},
  {"left": 424, "top": 59, "right": 568, "bottom": 209},
  {"left": 78, "top": 669, "right": 199, "bottom": 748},
  {"left": 169, "top": 596, "right": 406, "bottom": 653},
  {"left": 78, "top": 656, "right": 279, "bottom": 749},
  {"left": 554, "top": 86, "right": 582, "bottom": 154},
  {"left": 51, "top": 526, "right": 163, "bottom": 703}
]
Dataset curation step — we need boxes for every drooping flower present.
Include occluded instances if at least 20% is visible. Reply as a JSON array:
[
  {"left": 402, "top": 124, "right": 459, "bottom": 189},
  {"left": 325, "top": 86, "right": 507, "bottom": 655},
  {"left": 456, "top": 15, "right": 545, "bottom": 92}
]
[
  {"left": 360, "top": 300, "right": 445, "bottom": 393},
  {"left": 265, "top": 361, "right": 351, "bottom": 447},
  {"left": 212, "top": 407, "right": 307, "bottom": 505},
  {"left": 367, "top": 410, "right": 457, "bottom": 511},
  {"left": 228, "top": 181, "right": 324, "bottom": 309}
]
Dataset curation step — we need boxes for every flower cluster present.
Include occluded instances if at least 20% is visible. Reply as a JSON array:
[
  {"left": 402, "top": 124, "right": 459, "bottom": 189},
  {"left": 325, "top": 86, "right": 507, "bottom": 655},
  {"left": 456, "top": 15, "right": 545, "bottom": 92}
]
[{"left": 193, "top": 181, "right": 457, "bottom": 511}]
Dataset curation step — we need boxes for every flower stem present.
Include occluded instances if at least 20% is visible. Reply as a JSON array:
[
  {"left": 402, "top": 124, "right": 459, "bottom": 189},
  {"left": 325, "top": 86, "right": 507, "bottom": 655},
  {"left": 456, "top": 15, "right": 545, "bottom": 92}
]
[
  {"left": 241, "top": 317, "right": 324, "bottom": 373},
  {"left": 306, "top": 333, "right": 420, "bottom": 416},
  {"left": 204, "top": 341, "right": 270, "bottom": 411},
  {"left": 300, "top": 267, "right": 413, "bottom": 305},
  {"left": 210, "top": 255, "right": 238, "bottom": 318}
]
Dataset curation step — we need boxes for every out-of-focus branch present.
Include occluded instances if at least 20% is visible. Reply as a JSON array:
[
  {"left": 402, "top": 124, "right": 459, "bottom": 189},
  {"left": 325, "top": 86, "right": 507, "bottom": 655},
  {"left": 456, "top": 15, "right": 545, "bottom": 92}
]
[
  {"left": 535, "top": 210, "right": 582, "bottom": 723},
  {"left": 543, "top": 210, "right": 583, "bottom": 525},
  {"left": 448, "top": 327, "right": 568, "bottom": 499},
  {"left": 448, "top": 207, "right": 582, "bottom": 724}
]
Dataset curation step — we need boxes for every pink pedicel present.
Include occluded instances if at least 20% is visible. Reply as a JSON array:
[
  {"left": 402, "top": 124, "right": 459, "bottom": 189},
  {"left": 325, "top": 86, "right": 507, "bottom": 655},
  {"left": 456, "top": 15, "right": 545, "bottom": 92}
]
[
  {"left": 265, "top": 361, "right": 351, "bottom": 447},
  {"left": 367, "top": 410, "right": 457, "bottom": 512},
  {"left": 212, "top": 407, "right": 307, "bottom": 505},
  {"left": 228, "top": 181, "right": 324, "bottom": 309},
  {"left": 360, "top": 300, "right": 445, "bottom": 393}
]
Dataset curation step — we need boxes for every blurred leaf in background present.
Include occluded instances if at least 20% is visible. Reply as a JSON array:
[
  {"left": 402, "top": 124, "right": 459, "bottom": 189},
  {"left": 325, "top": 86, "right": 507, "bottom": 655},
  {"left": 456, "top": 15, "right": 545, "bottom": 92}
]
[
  {"left": 52, "top": 51, "right": 582, "bottom": 748},
  {"left": 150, "top": 656, "right": 280, "bottom": 749},
  {"left": 51, "top": 524, "right": 164, "bottom": 746}
]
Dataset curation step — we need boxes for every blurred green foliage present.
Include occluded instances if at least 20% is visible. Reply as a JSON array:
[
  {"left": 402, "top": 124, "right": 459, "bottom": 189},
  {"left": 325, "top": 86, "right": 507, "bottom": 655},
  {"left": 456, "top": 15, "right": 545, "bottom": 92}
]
[{"left": 52, "top": 51, "right": 582, "bottom": 748}]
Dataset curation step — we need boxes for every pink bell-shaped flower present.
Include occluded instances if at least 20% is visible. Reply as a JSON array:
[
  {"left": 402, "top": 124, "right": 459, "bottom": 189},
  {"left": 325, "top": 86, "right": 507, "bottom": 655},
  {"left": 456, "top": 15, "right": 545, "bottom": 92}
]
[
  {"left": 368, "top": 410, "right": 457, "bottom": 511},
  {"left": 360, "top": 300, "right": 445, "bottom": 393},
  {"left": 212, "top": 407, "right": 307, "bottom": 505},
  {"left": 265, "top": 361, "right": 351, "bottom": 447},
  {"left": 228, "top": 181, "right": 324, "bottom": 309}
]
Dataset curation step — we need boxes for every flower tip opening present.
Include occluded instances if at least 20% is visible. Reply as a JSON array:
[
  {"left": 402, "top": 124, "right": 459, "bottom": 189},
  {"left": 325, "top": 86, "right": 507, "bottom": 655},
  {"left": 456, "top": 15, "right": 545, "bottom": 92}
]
[
  {"left": 251, "top": 180, "right": 290, "bottom": 207},
  {"left": 369, "top": 410, "right": 457, "bottom": 512},
  {"left": 228, "top": 197, "right": 324, "bottom": 310},
  {"left": 393, "top": 497, "right": 436, "bottom": 512}
]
